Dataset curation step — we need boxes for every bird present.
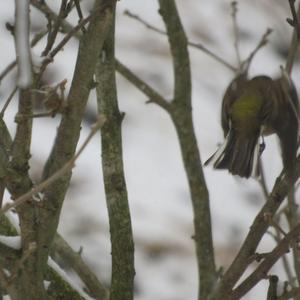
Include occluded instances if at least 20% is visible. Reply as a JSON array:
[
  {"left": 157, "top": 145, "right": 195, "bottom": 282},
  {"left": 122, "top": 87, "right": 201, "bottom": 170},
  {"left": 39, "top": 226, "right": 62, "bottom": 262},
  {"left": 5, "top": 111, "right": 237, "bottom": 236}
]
[{"left": 205, "top": 72, "right": 299, "bottom": 178}]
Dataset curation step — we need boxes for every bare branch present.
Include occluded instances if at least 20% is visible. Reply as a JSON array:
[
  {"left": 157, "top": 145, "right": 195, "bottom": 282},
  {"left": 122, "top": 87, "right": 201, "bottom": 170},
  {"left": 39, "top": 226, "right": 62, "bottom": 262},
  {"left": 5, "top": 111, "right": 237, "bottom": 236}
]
[
  {"left": 96, "top": 9, "right": 135, "bottom": 298},
  {"left": 42, "top": 0, "right": 68, "bottom": 57},
  {"left": 0, "top": 87, "right": 18, "bottom": 117},
  {"left": 211, "top": 155, "right": 300, "bottom": 299},
  {"left": 231, "top": 223, "right": 300, "bottom": 299},
  {"left": 38, "top": 9, "right": 101, "bottom": 78},
  {"left": 0, "top": 62, "right": 17, "bottom": 84},
  {"left": 267, "top": 275, "right": 278, "bottom": 300},
  {"left": 0, "top": 30, "right": 47, "bottom": 84},
  {"left": 158, "top": 1, "right": 217, "bottom": 298},
  {"left": 241, "top": 28, "right": 273, "bottom": 72},
  {"left": 271, "top": 226, "right": 295, "bottom": 284},
  {"left": 285, "top": 189, "right": 300, "bottom": 286},
  {"left": 258, "top": 158, "right": 269, "bottom": 199},
  {"left": 278, "top": 287, "right": 300, "bottom": 300},
  {"left": 287, "top": 0, "right": 300, "bottom": 41},
  {"left": 14, "top": 0, "right": 32, "bottom": 88},
  {"left": 1, "top": 117, "right": 105, "bottom": 214},
  {"left": 52, "top": 234, "right": 109, "bottom": 300},
  {"left": 231, "top": 1, "right": 241, "bottom": 66},
  {"left": 74, "top": 0, "right": 86, "bottom": 33},
  {"left": 286, "top": 0, "right": 300, "bottom": 75},
  {"left": 115, "top": 60, "right": 171, "bottom": 111},
  {"left": 124, "top": 9, "right": 237, "bottom": 72}
]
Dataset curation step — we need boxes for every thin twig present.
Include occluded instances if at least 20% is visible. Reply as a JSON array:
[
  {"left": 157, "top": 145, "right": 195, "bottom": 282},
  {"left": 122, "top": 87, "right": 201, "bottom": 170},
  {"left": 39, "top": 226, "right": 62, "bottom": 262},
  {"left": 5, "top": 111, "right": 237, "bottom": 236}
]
[
  {"left": 0, "top": 87, "right": 18, "bottom": 117},
  {"left": 258, "top": 158, "right": 269, "bottom": 200},
  {"left": 42, "top": 0, "right": 68, "bottom": 56},
  {"left": 38, "top": 10, "right": 99, "bottom": 77},
  {"left": 231, "top": 223, "right": 300, "bottom": 299},
  {"left": 124, "top": 9, "right": 237, "bottom": 72},
  {"left": 0, "top": 30, "right": 47, "bottom": 83},
  {"left": 240, "top": 28, "right": 273, "bottom": 72},
  {"left": 278, "top": 287, "right": 300, "bottom": 300},
  {"left": 0, "top": 62, "right": 17, "bottom": 83},
  {"left": 74, "top": 0, "right": 86, "bottom": 33},
  {"left": 287, "top": 0, "right": 300, "bottom": 42},
  {"left": 231, "top": 1, "right": 241, "bottom": 67},
  {"left": 286, "top": 0, "right": 300, "bottom": 75},
  {"left": 271, "top": 226, "right": 295, "bottom": 284},
  {"left": 211, "top": 156, "right": 300, "bottom": 299},
  {"left": 267, "top": 216, "right": 287, "bottom": 237},
  {"left": 115, "top": 59, "right": 171, "bottom": 111},
  {"left": 259, "top": 160, "right": 294, "bottom": 284},
  {"left": 30, "top": 29, "right": 48, "bottom": 47},
  {"left": 285, "top": 188, "right": 300, "bottom": 286},
  {"left": 1, "top": 117, "right": 105, "bottom": 214},
  {"left": 30, "top": 2, "right": 174, "bottom": 114}
]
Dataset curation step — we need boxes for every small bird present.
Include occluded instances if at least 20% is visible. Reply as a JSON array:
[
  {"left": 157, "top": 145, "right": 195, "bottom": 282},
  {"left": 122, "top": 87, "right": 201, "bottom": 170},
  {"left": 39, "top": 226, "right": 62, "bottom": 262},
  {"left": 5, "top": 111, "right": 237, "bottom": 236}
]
[{"left": 205, "top": 73, "right": 299, "bottom": 178}]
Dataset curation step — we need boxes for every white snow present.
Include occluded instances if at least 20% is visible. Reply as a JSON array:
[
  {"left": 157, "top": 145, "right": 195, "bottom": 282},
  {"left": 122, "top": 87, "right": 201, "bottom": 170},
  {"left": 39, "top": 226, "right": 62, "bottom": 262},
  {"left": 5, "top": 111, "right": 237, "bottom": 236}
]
[
  {"left": 15, "top": 0, "right": 32, "bottom": 88},
  {"left": 44, "top": 280, "right": 51, "bottom": 290},
  {"left": 48, "top": 258, "right": 95, "bottom": 300},
  {"left": 5, "top": 210, "right": 21, "bottom": 235},
  {"left": 0, "top": 235, "right": 21, "bottom": 250}
]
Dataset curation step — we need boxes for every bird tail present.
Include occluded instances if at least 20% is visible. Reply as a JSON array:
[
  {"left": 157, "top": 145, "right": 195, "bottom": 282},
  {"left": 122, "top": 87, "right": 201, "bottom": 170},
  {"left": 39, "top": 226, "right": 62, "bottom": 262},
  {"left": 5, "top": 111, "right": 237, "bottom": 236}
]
[{"left": 204, "top": 129, "right": 261, "bottom": 178}]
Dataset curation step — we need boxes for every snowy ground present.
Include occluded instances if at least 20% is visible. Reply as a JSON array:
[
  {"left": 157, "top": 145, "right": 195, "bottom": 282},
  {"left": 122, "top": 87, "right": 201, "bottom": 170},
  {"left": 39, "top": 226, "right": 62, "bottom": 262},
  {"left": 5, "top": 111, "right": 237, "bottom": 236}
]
[{"left": 1, "top": 1, "right": 300, "bottom": 299}]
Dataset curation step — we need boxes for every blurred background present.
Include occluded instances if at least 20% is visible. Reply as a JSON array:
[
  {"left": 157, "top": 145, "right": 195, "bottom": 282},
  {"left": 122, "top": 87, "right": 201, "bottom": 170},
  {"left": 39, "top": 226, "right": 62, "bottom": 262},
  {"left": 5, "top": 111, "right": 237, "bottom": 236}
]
[{"left": 1, "top": 0, "right": 300, "bottom": 299}]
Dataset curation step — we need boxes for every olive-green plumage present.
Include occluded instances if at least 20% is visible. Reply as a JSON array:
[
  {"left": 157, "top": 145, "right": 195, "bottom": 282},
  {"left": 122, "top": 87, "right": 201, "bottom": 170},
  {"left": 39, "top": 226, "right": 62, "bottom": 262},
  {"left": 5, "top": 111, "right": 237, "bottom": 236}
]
[{"left": 205, "top": 74, "right": 299, "bottom": 178}]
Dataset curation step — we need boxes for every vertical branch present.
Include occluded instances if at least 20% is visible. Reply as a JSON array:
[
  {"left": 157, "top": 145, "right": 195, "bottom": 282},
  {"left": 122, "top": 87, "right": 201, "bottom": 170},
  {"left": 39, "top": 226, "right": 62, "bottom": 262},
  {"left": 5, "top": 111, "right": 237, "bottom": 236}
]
[
  {"left": 95, "top": 9, "right": 135, "bottom": 300},
  {"left": 11, "top": 2, "right": 43, "bottom": 293},
  {"left": 35, "top": 0, "right": 114, "bottom": 286},
  {"left": 42, "top": 0, "right": 68, "bottom": 57},
  {"left": 285, "top": 1, "right": 300, "bottom": 75},
  {"left": 285, "top": 190, "right": 300, "bottom": 289},
  {"left": 15, "top": 0, "right": 32, "bottom": 88},
  {"left": 8, "top": 87, "right": 47, "bottom": 300},
  {"left": 158, "top": 1, "right": 216, "bottom": 299},
  {"left": 266, "top": 275, "right": 278, "bottom": 300}
]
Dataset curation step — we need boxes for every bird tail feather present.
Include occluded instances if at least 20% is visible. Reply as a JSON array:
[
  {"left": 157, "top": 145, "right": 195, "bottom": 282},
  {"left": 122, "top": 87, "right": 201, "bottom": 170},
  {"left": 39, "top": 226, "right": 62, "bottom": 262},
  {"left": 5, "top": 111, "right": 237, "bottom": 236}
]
[{"left": 204, "top": 129, "right": 260, "bottom": 178}]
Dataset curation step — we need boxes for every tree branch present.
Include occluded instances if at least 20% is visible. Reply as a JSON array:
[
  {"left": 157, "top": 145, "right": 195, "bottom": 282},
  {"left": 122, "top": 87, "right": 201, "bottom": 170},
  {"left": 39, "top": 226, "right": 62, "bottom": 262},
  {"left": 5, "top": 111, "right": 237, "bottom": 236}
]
[
  {"left": 95, "top": 8, "right": 135, "bottom": 299},
  {"left": 1, "top": 117, "right": 104, "bottom": 214},
  {"left": 158, "top": 1, "right": 217, "bottom": 299},
  {"left": 124, "top": 9, "right": 237, "bottom": 72},
  {"left": 14, "top": 0, "right": 32, "bottom": 88},
  {"left": 231, "top": 1, "right": 241, "bottom": 67},
  {"left": 0, "top": 29, "right": 47, "bottom": 84},
  {"left": 52, "top": 234, "right": 109, "bottom": 300},
  {"left": 42, "top": 0, "right": 68, "bottom": 57},
  {"left": 115, "top": 59, "right": 171, "bottom": 111},
  {"left": 231, "top": 224, "right": 300, "bottom": 299},
  {"left": 30, "top": 0, "right": 171, "bottom": 114},
  {"left": 266, "top": 275, "right": 278, "bottom": 300},
  {"left": 211, "top": 157, "right": 300, "bottom": 299},
  {"left": 38, "top": 7, "right": 103, "bottom": 79},
  {"left": 285, "top": 0, "right": 300, "bottom": 75},
  {"left": 241, "top": 28, "right": 272, "bottom": 73},
  {"left": 278, "top": 287, "right": 300, "bottom": 300},
  {"left": 37, "top": 0, "right": 114, "bottom": 264}
]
